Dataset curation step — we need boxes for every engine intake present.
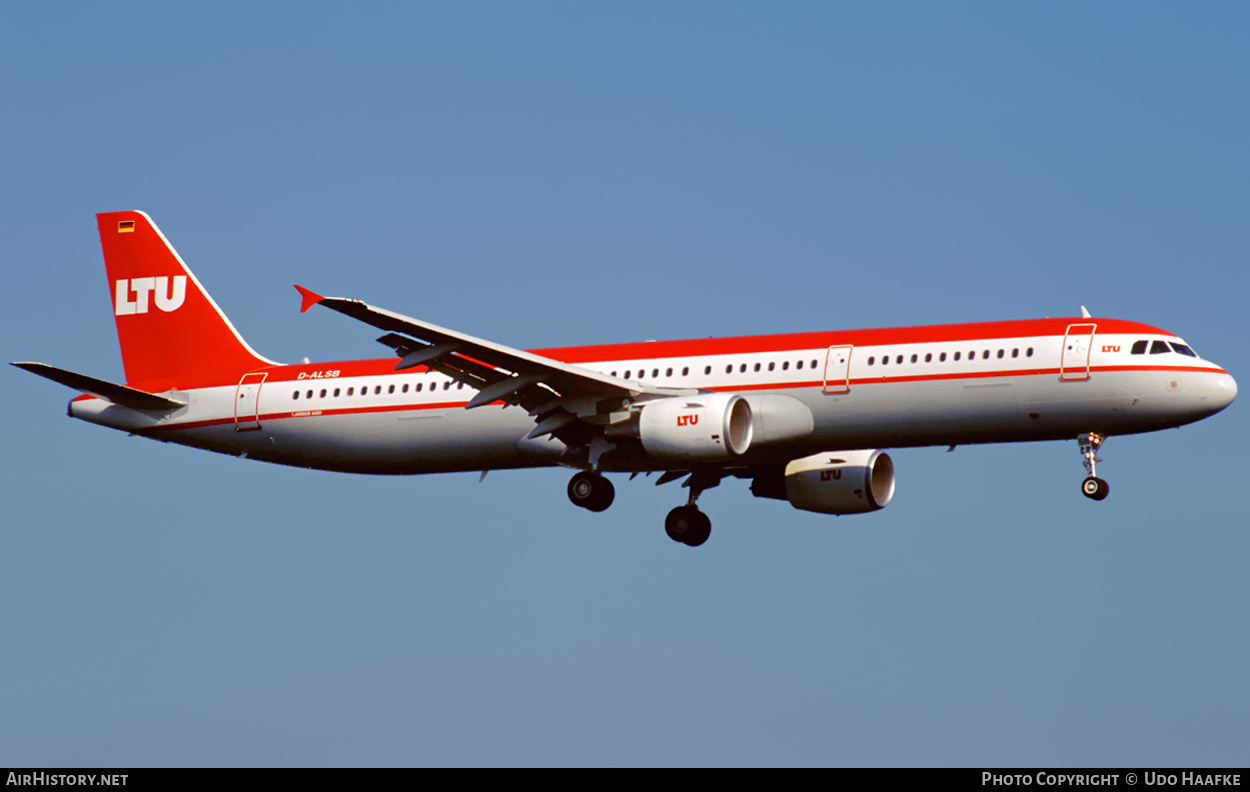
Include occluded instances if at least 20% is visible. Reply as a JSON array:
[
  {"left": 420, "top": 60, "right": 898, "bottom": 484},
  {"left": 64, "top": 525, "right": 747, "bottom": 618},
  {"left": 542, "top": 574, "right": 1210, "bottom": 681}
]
[
  {"left": 752, "top": 449, "right": 895, "bottom": 515},
  {"left": 637, "top": 393, "right": 753, "bottom": 460}
]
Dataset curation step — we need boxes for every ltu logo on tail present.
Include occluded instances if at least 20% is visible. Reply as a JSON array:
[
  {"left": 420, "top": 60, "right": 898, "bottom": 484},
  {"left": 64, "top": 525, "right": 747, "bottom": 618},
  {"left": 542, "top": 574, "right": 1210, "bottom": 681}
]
[{"left": 114, "top": 276, "right": 187, "bottom": 315}]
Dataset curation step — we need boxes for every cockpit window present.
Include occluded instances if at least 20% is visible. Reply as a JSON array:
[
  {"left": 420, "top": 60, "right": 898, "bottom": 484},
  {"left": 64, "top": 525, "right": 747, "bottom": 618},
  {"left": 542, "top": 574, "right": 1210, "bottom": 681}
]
[
  {"left": 1130, "top": 340, "right": 1148, "bottom": 355},
  {"left": 1150, "top": 340, "right": 1171, "bottom": 354},
  {"left": 1170, "top": 342, "right": 1198, "bottom": 358}
]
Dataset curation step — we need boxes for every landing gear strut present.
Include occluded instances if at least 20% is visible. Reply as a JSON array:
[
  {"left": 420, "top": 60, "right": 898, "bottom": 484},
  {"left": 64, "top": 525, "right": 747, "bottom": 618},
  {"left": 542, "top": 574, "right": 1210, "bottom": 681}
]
[
  {"left": 567, "top": 471, "right": 615, "bottom": 512},
  {"left": 664, "top": 473, "right": 718, "bottom": 547},
  {"left": 1078, "top": 432, "right": 1110, "bottom": 501}
]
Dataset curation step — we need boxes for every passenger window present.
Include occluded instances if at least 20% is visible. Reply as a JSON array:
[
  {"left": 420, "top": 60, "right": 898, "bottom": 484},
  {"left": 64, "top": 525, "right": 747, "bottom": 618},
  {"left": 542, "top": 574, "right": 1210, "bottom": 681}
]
[
  {"left": 681, "top": 367, "right": 689, "bottom": 376},
  {"left": 333, "top": 388, "right": 340, "bottom": 397},
  {"left": 704, "top": 366, "right": 711, "bottom": 375},
  {"left": 1130, "top": 340, "right": 1148, "bottom": 355},
  {"left": 868, "top": 357, "right": 875, "bottom": 366},
  {"left": 782, "top": 361, "right": 789, "bottom": 371},
  {"left": 306, "top": 390, "right": 313, "bottom": 399},
  {"left": 416, "top": 383, "right": 423, "bottom": 392},
  {"left": 740, "top": 364, "right": 747, "bottom": 373},
  {"left": 725, "top": 365, "right": 732, "bottom": 374},
  {"left": 796, "top": 361, "right": 803, "bottom": 370},
  {"left": 444, "top": 381, "right": 451, "bottom": 390},
  {"left": 925, "top": 353, "right": 932, "bottom": 363},
  {"left": 1012, "top": 349, "right": 1019, "bottom": 358},
  {"left": 624, "top": 370, "right": 632, "bottom": 379},
  {"left": 940, "top": 352, "right": 947, "bottom": 362},
  {"left": 983, "top": 350, "right": 990, "bottom": 360},
  {"left": 811, "top": 360, "right": 817, "bottom": 369},
  {"left": 1150, "top": 340, "right": 1170, "bottom": 354},
  {"left": 388, "top": 385, "right": 395, "bottom": 394},
  {"left": 882, "top": 356, "right": 889, "bottom": 366},
  {"left": 403, "top": 384, "right": 409, "bottom": 393},
  {"left": 1026, "top": 348, "right": 1034, "bottom": 357},
  {"left": 320, "top": 389, "right": 327, "bottom": 398},
  {"left": 895, "top": 355, "right": 903, "bottom": 364},
  {"left": 997, "top": 349, "right": 1004, "bottom": 359},
  {"left": 293, "top": 391, "right": 299, "bottom": 400},
  {"left": 954, "top": 352, "right": 961, "bottom": 361},
  {"left": 346, "top": 387, "right": 354, "bottom": 396},
  {"left": 652, "top": 369, "right": 659, "bottom": 378}
]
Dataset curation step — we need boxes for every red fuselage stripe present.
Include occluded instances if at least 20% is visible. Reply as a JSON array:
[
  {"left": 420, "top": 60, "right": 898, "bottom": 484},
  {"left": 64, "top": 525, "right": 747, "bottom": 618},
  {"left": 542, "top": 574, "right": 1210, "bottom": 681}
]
[
  {"left": 123, "top": 316, "right": 1187, "bottom": 391},
  {"left": 142, "top": 362, "right": 1224, "bottom": 433}
]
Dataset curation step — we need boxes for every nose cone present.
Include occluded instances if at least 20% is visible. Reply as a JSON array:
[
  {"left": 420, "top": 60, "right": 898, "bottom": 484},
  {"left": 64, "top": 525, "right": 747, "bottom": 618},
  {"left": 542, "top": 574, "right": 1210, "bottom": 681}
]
[
  {"left": 1217, "top": 370, "right": 1237, "bottom": 410},
  {"left": 1202, "top": 368, "right": 1237, "bottom": 415}
]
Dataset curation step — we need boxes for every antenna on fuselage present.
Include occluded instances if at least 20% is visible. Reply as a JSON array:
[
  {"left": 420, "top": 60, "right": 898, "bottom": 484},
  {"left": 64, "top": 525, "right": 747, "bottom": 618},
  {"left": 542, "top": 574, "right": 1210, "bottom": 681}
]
[{"left": 1080, "top": 306, "right": 1092, "bottom": 318}]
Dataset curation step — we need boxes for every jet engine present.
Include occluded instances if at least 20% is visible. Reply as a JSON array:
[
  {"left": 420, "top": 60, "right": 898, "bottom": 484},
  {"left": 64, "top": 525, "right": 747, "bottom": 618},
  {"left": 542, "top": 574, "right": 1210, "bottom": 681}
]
[
  {"left": 636, "top": 393, "right": 753, "bottom": 460},
  {"left": 751, "top": 449, "right": 895, "bottom": 515}
]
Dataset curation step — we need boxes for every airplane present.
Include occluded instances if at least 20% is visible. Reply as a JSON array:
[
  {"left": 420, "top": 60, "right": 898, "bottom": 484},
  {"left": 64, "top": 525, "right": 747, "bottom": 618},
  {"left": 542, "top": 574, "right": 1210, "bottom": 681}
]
[{"left": 13, "top": 211, "right": 1238, "bottom": 547}]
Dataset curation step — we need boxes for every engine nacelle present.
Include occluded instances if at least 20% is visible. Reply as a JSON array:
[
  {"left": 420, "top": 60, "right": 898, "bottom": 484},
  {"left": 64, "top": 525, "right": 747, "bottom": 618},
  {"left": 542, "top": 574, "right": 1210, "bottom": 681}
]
[
  {"left": 637, "top": 393, "right": 753, "bottom": 460},
  {"left": 752, "top": 450, "right": 895, "bottom": 515}
]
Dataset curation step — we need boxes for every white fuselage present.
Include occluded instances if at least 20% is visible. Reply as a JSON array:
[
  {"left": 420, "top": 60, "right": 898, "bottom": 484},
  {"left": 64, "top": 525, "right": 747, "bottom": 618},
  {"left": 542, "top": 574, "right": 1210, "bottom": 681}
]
[{"left": 69, "top": 320, "right": 1237, "bottom": 475}]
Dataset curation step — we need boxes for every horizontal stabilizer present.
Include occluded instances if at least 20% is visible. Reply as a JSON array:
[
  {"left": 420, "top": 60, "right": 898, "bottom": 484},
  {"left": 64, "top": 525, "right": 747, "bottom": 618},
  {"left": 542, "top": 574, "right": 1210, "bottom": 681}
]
[{"left": 11, "top": 362, "right": 186, "bottom": 411}]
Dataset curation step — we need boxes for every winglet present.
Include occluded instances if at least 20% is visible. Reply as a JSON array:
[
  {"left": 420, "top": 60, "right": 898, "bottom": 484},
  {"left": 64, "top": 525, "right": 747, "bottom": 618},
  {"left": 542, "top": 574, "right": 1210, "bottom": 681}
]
[{"left": 295, "top": 284, "right": 325, "bottom": 313}]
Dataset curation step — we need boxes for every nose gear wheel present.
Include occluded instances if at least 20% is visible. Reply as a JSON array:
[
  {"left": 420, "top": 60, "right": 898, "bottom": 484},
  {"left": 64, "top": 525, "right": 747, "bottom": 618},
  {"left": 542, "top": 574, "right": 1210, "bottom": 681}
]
[{"left": 1077, "top": 433, "right": 1110, "bottom": 501}]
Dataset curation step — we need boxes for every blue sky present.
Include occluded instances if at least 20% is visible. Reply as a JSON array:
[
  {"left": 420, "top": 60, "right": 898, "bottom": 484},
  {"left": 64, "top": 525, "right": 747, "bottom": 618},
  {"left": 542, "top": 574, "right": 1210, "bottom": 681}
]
[{"left": 2, "top": 2, "right": 1247, "bottom": 766}]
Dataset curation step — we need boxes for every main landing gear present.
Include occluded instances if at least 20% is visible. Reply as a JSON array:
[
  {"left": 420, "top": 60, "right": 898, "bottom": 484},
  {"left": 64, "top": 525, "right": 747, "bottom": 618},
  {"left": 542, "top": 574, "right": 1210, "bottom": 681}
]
[
  {"left": 565, "top": 469, "right": 716, "bottom": 547},
  {"left": 664, "top": 473, "right": 717, "bottom": 547},
  {"left": 1078, "top": 432, "right": 1110, "bottom": 501},
  {"left": 567, "top": 470, "right": 615, "bottom": 512},
  {"left": 665, "top": 505, "right": 711, "bottom": 547}
]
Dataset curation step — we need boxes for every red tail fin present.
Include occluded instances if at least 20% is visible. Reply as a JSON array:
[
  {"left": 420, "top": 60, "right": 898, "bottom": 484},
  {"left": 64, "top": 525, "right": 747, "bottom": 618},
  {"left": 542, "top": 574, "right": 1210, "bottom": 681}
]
[{"left": 97, "top": 211, "right": 275, "bottom": 390}]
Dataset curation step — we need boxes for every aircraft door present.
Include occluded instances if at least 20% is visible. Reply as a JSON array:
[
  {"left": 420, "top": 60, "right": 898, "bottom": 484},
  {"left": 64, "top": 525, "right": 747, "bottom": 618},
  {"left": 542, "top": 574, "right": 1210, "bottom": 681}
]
[
  {"left": 823, "top": 345, "right": 853, "bottom": 394},
  {"left": 1060, "top": 324, "right": 1096, "bottom": 381},
  {"left": 235, "top": 371, "right": 267, "bottom": 431}
]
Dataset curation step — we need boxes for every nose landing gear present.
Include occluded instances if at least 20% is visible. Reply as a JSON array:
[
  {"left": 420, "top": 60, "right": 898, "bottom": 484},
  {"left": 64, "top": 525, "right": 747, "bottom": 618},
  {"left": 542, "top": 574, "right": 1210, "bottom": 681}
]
[{"left": 1078, "top": 432, "right": 1110, "bottom": 501}]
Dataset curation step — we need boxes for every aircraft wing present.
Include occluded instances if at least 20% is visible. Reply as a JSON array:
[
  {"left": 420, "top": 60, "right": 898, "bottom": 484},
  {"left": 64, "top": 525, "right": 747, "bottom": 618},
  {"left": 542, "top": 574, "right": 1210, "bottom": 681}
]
[{"left": 295, "top": 286, "right": 695, "bottom": 447}]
